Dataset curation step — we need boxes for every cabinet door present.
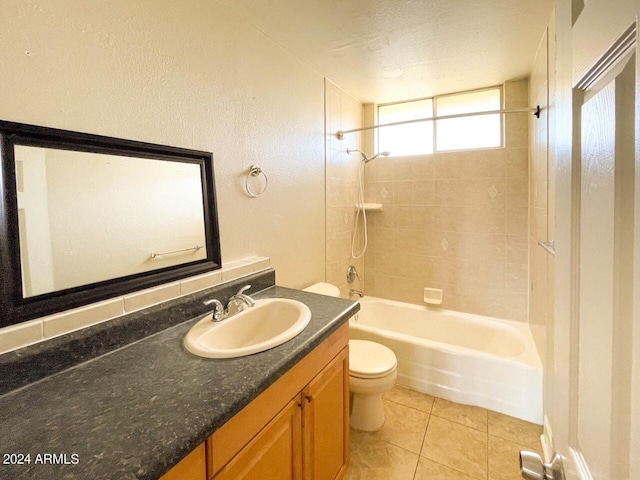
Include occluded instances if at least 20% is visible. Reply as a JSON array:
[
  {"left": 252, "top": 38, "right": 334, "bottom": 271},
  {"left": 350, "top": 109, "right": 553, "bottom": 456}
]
[
  {"left": 214, "top": 398, "right": 302, "bottom": 480},
  {"left": 303, "top": 347, "right": 349, "bottom": 480}
]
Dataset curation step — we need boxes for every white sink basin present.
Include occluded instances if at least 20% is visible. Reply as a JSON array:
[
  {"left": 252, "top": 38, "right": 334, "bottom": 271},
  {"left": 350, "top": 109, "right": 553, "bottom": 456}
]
[{"left": 183, "top": 298, "right": 312, "bottom": 358}]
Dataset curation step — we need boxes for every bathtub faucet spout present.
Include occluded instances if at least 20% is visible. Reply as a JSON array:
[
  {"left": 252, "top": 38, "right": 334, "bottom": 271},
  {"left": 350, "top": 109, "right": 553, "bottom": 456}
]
[{"left": 350, "top": 289, "right": 364, "bottom": 298}]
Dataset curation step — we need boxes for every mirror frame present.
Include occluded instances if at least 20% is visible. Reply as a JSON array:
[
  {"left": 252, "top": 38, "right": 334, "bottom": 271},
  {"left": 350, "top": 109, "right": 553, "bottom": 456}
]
[{"left": 0, "top": 120, "right": 222, "bottom": 327}]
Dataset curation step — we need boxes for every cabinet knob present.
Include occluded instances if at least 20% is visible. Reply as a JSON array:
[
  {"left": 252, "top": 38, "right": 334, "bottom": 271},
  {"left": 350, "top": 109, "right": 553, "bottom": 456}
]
[{"left": 305, "top": 395, "right": 313, "bottom": 403}]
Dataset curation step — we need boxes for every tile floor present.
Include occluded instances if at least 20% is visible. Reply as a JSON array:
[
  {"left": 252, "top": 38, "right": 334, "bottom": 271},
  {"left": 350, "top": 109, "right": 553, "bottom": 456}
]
[{"left": 346, "top": 385, "right": 543, "bottom": 480}]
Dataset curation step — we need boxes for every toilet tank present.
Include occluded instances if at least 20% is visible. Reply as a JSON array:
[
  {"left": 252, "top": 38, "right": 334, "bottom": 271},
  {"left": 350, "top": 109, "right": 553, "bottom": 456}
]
[{"left": 303, "top": 282, "right": 340, "bottom": 297}]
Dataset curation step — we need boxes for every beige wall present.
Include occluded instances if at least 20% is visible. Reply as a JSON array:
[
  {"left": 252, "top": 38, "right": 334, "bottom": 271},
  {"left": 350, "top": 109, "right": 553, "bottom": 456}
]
[
  {"left": 0, "top": 0, "right": 327, "bottom": 351},
  {"left": 362, "top": 80, "right": 530, "bottom": 321},
  {"left": 0, "top": 0, "right": 325, "bottom": 290},
  {"left": 325, "top": 80, "right": 364, "bottom": 297}
]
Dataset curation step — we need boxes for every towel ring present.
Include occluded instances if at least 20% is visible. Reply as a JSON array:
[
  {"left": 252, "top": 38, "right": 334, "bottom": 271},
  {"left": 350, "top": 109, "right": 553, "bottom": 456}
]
[{"left": 244, "top": 164, "right": 268, "bottom": 198}]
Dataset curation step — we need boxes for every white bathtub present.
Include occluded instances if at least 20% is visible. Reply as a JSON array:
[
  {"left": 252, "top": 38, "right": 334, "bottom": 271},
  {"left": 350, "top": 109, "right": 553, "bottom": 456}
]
[{"left": 349, "top": 296, "right": 542, "bottom": 424}]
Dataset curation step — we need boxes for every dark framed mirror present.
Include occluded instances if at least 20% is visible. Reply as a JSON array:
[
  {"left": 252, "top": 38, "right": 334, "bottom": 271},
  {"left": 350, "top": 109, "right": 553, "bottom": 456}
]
[{"left": 0, "top": 120, "right": 221, "bottom": 327}]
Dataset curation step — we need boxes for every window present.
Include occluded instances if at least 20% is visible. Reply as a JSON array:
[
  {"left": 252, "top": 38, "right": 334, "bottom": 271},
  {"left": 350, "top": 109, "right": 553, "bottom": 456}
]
[
  {"left": 378, "top": 87, "right": 502, "bottom": 155},
  {"left": 378, "top": 99, "right": 433, "bottom": 156}
]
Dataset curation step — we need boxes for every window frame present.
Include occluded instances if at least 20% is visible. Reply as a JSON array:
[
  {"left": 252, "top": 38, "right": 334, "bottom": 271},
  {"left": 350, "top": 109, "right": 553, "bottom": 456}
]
[{"left": 377, "top": 85, "right": 504, "bottom": 155}]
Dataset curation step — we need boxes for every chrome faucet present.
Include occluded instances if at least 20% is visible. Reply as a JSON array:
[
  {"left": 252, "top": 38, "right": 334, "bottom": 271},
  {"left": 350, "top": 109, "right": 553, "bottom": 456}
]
[
  {"left": 203, "top": 299, "right": 226, "bottom": 322},
  {"left": 203, "top": 285, "right": 255, "bottom": 322},
  {"left": 225, "top": 285, "right": 255, "bottom": 313}
]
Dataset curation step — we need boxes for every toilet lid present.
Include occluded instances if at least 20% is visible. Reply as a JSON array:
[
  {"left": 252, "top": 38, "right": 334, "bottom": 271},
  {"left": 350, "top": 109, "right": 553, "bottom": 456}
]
[{"left": 349, "top": 340, "right": 397, "bottom": 379}]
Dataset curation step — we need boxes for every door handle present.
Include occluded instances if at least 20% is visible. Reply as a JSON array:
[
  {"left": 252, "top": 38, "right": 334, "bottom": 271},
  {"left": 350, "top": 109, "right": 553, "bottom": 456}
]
[
  {"left": 519, "top": 451, "right": 565, "bottom": 480},
  {"left": 298, "top": 394, "right": 312, "bottom": 409}
]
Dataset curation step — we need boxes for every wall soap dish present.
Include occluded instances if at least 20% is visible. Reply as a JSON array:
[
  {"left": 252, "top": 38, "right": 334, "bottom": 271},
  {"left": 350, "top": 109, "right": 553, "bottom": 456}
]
[{"left": 424, "top": 288, "right": 443, "bottom": 305}]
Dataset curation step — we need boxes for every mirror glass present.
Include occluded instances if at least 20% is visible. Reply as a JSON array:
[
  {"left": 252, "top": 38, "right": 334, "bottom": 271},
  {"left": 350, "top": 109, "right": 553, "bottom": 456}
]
[
  {"left": 0, "top": 120, "right": 221, "bottom": 327},
  {"left": 15, "top": 146, "right": 207, "bottom": 297}
]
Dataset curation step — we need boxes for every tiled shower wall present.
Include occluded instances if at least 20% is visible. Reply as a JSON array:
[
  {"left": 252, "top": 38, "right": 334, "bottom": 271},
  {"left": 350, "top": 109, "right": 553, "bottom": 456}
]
[
  {"left": 325, "top": 80, "right": 365, "bottom": 297},
  {"left": 362, "top": 79, "right": 530, "bottom": 321},
  {"left": 529, "top": 16, "right": 556, "bottom": 397}
]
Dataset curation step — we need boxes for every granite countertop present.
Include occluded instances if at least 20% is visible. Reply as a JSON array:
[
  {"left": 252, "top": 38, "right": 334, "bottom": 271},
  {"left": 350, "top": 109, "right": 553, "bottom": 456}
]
[{"left": 0, "top": 285, "right": 358, "bottom": 480}]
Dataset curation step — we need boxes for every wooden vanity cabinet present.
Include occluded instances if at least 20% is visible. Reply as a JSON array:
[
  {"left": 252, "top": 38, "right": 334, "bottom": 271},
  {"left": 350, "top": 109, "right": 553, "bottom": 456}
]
[
  {"left": 207, "top": 323, "right": 350, "bottom": 480},
  {"left": 212, "top": 397, "right": 303, "bottom": 480},
  {"left": 160, "top": 443, "right": 206, "bottom": 480},
  {"left": 302, "top": 348, "right": 349, "bottom": 480}
]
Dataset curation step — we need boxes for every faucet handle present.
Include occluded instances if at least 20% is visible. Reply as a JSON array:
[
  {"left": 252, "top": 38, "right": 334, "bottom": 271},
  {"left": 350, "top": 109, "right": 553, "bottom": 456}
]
[
  {"left": 204, "top": 299, "right": 225, "bottom": 321},
  {"left": 347, "top": 265, "right": 360, "bottom": 284},
  {"left": 236, "top": 285, "right": 251, "bottom": 295}
]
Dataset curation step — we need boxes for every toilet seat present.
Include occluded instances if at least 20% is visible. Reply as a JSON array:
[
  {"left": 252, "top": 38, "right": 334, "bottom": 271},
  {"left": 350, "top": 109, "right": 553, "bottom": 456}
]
[{"left": 349, "top": 340, "right": 397, "bottom": 379}]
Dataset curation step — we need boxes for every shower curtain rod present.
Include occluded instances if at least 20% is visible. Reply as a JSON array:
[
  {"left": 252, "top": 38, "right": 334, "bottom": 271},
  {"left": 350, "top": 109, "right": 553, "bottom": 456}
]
[{"left": 335, "top": 105, "right": 541, "bottom": 140}]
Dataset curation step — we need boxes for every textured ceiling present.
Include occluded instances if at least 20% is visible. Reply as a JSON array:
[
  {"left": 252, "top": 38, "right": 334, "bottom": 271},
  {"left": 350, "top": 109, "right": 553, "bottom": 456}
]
[{"left": 221, "top": 0, "right": 554, "bottom": 103}]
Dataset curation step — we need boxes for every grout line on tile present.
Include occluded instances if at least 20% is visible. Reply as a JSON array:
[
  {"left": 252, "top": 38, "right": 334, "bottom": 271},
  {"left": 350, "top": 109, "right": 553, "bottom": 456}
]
[
  {"left": 384, "top": 396, "right": 433, "bottom": 415},
  {"left": 429, "top": 411, "right": 488, "bottom": 435},
  {"left": 358, "top": 429, "right": 423, "bottom": 461},
  {"left": 412, "top": 458, "right": 420, "bottom": 479},
  {"left": 419, "top": 412, "right": 431, "bottom": 453},
  {"left": 486, "top": 427, "right": 490, "bottom": 480},
  {"left": 420, "top": 414, "right": 491, "bottom": 479},
  {"left": 488, "top": 433, "right": 536, "bottom": 450},
  {"left": 419, "top": 456, "right": 487, "bottom": 480},
  {"left": 412, "top": 413, "right": 432, "bottom": 479}
]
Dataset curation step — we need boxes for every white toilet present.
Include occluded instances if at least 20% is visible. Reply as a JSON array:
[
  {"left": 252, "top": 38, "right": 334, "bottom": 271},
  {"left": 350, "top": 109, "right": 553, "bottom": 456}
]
[
  {"left": 348, "top": 339, "right": 397, "bottom": 431},
  {"left": 303, "top": 283, "right": 398, "bottom": 431},
  {"left": 302, "top": 282, "right": 341, "bottom": 297}
]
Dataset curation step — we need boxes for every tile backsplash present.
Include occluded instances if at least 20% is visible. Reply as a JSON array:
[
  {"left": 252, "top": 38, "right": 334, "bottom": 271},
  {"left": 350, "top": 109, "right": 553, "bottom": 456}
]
[{"left": 0, "top": 256, "right": 270, "bottom": 354}]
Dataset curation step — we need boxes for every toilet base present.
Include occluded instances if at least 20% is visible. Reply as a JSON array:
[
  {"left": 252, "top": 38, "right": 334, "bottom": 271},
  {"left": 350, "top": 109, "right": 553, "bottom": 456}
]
[
  {"left": 347, "top": 340, "right": 397, "bottom": 433},
  {"left": 350, "top": 392, "right": 386, "bottom": 431}
]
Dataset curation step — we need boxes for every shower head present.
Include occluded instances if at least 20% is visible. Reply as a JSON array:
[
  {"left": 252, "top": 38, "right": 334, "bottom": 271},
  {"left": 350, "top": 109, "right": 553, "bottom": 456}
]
[
  {"left": 366, "top": 150, "right": 391, "bottom": 163},
  {"left": 346, "top": 148, "right": 391, "bottom": 163}
]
